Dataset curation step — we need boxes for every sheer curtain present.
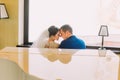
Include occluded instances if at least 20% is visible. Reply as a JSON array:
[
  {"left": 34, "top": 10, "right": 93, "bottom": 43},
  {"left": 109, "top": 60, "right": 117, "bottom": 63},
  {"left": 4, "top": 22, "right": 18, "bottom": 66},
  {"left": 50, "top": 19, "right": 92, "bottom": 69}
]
[
  {"left": 29, "top": 0, "right": 120, "bottom": 42},
  {"left": 99, "top": 0, "right": 120, "bottom": 29}
]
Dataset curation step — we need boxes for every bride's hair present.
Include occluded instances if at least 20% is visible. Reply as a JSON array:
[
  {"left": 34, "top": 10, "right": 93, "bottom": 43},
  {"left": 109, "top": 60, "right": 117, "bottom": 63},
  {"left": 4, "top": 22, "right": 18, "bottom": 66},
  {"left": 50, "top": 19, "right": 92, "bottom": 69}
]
[{"left": 48, "top": 26, "right": 59, "bottom": 37}]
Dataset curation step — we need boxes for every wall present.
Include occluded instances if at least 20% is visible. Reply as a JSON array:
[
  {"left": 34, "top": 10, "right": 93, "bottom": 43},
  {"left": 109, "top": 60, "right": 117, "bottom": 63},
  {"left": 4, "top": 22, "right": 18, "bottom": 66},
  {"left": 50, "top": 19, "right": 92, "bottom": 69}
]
[
  {"left": 117, "top": 54, "right": 120, "bottom": 80},
  {"left": 0, "top": 0, "right": 18, "bottom": 49},
  {"left": 18, "top": 0, "right": 24, "bottom": 45}
]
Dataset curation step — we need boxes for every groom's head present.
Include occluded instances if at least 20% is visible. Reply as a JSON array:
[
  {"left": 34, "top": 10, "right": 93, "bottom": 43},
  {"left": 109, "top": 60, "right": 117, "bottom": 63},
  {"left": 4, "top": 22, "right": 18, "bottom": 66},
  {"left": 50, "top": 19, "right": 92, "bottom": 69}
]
[{"left": 59, "top": 24, "right": 73, "bottom": 40}]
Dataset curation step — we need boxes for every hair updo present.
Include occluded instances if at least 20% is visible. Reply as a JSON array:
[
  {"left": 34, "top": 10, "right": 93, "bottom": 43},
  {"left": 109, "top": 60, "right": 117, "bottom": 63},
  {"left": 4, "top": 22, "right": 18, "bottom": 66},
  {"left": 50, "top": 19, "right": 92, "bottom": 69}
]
[{"left": 48, "top": 26, "right": 59, "bottom": 37}]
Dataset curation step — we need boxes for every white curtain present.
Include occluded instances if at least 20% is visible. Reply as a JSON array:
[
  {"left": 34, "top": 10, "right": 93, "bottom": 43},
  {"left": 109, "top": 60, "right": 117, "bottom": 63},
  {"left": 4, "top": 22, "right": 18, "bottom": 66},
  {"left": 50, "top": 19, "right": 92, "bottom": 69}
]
[{"left": 99, "top": 0, "right": 120, "bottom": 29}]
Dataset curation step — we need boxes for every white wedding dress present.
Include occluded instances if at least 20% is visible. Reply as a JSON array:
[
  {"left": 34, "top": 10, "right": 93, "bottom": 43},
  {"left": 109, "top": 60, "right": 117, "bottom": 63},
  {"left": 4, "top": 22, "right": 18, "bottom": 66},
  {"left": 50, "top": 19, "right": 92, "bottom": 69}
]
[{"left": 31, "top": 30, "right": 49, "bottom": 48}]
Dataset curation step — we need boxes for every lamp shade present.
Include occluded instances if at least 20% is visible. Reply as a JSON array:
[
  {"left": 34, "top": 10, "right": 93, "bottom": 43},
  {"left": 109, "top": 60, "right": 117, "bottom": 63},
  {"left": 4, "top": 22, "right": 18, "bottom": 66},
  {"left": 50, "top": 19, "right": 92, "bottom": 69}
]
[
  {"left": 98, "top": 25, "right": 109, "bottom": 36},
  {"left": 0, "top": 3, "right": 9, "bottom": 19}
]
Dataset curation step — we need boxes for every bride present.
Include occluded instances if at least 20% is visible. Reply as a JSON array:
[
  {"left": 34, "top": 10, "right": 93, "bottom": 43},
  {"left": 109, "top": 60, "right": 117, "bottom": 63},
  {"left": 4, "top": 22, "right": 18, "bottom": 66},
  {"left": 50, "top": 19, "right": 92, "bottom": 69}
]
[{"left": 31, "top": 26, "right": 60, "bottom": 48}]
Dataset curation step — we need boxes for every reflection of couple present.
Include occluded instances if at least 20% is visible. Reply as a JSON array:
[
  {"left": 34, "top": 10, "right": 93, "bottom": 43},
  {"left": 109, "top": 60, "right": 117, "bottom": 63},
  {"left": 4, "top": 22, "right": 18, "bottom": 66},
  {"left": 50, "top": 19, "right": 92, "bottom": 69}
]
[
  {"left": 43, "top": 52, "right": 72, "bottom": 64},
  {"left": 41, "top": 49, "right": 78, "bottom": 64},
  {"left": 32, "top": 24, "right": 86, "bottom": 49}
]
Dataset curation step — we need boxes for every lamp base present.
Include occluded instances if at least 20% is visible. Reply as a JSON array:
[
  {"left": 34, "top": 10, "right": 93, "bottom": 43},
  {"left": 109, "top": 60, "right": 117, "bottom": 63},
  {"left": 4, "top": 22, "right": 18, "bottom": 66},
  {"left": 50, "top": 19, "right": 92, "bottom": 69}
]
[{"left": 98, "top": 48, "right": 107, "bottom": 57}]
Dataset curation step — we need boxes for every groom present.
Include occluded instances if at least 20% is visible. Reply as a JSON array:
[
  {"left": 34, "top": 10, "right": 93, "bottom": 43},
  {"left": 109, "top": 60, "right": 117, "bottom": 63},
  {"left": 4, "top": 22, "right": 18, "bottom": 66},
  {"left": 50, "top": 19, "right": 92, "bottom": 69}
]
[{"left": 58, "top": 24, "right": 86, "bottom": 49}]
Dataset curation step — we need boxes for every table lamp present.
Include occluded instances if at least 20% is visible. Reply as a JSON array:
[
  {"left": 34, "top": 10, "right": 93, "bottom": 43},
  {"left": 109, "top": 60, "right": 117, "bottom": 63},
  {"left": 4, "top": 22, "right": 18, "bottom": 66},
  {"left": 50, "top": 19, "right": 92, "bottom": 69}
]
[
  {"left": 0, "top": 3, "right": 9, "bottom": 19},
  {"left": 98, "top": 25, "right": 109, "bottom": 49},
  {"left": 98, "top": 25, "right": 109, "bottom": 57}
]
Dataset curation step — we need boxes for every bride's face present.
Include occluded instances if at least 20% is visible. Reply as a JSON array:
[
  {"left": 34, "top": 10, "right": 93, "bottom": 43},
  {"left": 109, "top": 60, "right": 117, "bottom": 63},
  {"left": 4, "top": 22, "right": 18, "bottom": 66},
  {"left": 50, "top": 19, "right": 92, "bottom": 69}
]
[{"left": 54, "top": 32, "right": 60, "bottom": 40}]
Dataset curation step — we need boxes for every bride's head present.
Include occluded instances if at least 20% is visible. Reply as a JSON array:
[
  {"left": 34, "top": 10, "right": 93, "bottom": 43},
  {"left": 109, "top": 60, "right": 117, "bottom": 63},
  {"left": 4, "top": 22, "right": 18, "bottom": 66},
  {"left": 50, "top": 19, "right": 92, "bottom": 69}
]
[{"left": 48, "top": 25, "right": 60, "bottom": 41}]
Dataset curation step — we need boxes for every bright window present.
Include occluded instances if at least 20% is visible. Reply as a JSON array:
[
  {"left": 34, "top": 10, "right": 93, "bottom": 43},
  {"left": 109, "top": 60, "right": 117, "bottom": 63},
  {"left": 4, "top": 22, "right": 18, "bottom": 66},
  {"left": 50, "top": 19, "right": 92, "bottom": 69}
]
[{"left": 29, "top": 0, "right": 120, "bottom": 42}]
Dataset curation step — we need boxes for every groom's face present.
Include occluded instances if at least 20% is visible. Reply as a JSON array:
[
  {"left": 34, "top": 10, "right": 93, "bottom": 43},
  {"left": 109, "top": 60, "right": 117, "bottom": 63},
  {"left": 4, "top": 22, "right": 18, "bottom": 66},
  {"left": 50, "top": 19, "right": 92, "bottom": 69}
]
[{"left": 59, "top": 29, "right": 68, "bottom": 40}]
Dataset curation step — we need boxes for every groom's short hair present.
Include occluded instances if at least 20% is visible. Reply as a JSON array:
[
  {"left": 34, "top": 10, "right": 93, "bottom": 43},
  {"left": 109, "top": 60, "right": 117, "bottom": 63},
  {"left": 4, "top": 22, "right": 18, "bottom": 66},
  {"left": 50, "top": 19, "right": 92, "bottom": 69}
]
[{"left": 60, "top": 24, "right": 73, "bottom": 34}]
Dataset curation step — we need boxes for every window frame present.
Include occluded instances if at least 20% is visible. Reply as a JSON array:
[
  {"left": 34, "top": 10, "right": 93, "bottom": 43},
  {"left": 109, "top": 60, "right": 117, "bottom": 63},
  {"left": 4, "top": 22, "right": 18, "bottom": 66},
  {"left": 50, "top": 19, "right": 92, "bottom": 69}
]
[{"left": 24, "top": 0, "right": 29, "bottom": 45}]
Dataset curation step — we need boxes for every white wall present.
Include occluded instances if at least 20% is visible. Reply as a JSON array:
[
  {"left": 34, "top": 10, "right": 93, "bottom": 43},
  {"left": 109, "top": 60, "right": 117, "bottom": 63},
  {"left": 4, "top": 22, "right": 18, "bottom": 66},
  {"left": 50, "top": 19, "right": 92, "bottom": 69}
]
[{"left": 18, "top": 0, "right": 24, "bottom": 45}]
